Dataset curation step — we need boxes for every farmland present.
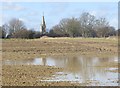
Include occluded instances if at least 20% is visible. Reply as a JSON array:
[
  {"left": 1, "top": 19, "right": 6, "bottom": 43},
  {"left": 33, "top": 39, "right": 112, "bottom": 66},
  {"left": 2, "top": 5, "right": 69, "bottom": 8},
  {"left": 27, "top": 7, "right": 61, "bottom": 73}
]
[{"left": 1, "top": 37, "right": 118, "bottom": 86}]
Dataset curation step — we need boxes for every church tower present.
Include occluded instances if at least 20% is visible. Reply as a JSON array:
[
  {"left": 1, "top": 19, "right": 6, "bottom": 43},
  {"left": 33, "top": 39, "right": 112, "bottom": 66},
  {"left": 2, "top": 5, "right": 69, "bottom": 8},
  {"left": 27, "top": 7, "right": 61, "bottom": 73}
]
[{"left": 41, "top": 13, "right": 46, "bottom": 34}]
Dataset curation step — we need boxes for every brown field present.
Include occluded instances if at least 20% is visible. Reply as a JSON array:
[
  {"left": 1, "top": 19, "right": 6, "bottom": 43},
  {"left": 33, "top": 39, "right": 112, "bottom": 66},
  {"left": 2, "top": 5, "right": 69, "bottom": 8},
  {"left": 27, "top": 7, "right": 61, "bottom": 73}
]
[
  {"left": 2, "top": 37, "right": 118, "bottom": 60},
  {"left": 1, "top": 37, "right": 118, "bottom": 86}
]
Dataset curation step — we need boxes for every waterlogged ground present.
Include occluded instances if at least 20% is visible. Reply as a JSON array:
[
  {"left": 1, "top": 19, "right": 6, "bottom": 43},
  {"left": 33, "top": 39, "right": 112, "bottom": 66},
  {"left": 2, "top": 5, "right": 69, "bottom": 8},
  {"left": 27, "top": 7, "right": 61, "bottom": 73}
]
[
  {"left": 2, "top": 38, "right": 118, "bottom": 86},
  {"left": 2, "top": 55, "right": 118, "bottom": 86}
]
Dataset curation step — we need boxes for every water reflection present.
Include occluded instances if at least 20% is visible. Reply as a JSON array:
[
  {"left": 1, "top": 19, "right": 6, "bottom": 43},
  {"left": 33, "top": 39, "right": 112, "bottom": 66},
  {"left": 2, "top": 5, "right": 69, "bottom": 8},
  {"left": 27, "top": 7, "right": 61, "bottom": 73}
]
[{"left": 3, "top": 56, "right": 118, "bottom": 86}]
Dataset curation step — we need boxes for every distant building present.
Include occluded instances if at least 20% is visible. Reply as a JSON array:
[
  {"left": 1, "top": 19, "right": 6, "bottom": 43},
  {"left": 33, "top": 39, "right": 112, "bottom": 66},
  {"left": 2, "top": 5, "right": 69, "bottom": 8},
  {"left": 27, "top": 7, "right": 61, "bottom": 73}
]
[{"left": 40, "top": 13, "right": 46, "bottom": 34}]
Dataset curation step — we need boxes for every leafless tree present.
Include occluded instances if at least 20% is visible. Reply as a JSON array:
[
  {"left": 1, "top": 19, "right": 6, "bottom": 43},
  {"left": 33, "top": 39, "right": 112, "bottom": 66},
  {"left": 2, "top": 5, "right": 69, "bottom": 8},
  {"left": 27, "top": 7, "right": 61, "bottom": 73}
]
[{"left": 8, "top": 18, "right": 26, "bottom": 36}]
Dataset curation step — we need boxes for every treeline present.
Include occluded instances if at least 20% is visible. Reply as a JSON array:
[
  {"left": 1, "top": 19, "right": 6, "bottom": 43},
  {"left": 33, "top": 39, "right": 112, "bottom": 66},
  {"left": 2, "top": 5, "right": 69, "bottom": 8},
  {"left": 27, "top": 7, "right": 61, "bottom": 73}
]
[
  {"left": 0, "top": 18, "right": 42, "bottom": 39},
  {"left": 0, "top": 12, "right": 118, "bottom": 39},
  {"left": 49, "top": 12, "right": 117, "bottom": 37}
]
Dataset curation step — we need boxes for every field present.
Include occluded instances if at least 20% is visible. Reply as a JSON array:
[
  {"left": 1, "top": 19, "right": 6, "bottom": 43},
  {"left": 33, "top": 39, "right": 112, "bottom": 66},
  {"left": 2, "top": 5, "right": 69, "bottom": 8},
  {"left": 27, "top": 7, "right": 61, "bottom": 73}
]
[
  {"left": 2, "top": 37, "right": 118, "bottom": 60},
  {"left": 1, "top": 37, "right": 118, "bottom": 86}
]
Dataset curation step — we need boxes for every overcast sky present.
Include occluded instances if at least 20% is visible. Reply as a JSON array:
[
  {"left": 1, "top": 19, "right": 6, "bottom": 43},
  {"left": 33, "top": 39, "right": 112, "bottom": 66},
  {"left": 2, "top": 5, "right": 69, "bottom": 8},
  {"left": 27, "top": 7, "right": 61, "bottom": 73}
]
[{"left": 1, "top": 2, "right": 118, "bottom": 31}]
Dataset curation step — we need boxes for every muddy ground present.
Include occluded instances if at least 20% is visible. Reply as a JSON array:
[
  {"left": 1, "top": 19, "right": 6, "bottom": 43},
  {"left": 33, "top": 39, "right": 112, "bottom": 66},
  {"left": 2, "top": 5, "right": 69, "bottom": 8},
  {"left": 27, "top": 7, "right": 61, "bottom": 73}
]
[
  {"left": 2, "top": 38, "right": 118, "bottom": 60},
  {"left": 1, "top": 37, "right": 118, "bottom": 86}
]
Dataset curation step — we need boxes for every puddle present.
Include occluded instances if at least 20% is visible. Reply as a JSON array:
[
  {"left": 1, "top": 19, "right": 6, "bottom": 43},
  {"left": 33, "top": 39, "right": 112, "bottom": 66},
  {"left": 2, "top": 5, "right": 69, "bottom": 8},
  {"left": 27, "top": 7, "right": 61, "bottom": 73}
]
[{"left": 3, "top": 56, "right": 118, "bottom": 86}]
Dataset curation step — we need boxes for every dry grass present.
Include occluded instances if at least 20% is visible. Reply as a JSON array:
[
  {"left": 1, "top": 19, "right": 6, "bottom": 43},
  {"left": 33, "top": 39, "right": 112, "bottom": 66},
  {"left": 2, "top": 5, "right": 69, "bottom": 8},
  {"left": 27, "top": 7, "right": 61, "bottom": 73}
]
[{"left": 2, "top": 37, "right": 118, "bottom": 60}]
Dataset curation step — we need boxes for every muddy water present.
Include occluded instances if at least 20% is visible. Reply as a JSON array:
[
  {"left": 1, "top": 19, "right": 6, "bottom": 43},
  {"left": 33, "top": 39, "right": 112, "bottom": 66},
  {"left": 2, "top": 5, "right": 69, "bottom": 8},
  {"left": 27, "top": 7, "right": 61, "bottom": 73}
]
[{"left": 3, "top": 56, "right": 118, "bottom": 86}]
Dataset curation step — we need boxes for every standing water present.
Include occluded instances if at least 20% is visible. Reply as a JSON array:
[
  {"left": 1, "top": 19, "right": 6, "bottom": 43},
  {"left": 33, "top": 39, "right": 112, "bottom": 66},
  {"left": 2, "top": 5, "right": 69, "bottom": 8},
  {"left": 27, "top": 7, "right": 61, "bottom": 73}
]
[{"left": 3, "top": 55, "right": 118, "bottom": 86}]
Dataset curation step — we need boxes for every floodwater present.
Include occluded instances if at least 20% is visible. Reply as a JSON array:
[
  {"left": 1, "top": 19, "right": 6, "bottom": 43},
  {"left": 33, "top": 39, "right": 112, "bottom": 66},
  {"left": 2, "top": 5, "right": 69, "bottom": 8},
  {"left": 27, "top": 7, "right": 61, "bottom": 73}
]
[{"left": 3, "top": 55, "right": 118, "bottom": 86}]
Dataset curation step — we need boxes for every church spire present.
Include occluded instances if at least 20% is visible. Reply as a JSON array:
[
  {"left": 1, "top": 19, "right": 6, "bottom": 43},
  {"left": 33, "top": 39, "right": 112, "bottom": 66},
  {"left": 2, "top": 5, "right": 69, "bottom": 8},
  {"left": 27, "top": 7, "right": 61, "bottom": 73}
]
[{"left": 41, "top": 12, "right": 46, "bottom": 34}]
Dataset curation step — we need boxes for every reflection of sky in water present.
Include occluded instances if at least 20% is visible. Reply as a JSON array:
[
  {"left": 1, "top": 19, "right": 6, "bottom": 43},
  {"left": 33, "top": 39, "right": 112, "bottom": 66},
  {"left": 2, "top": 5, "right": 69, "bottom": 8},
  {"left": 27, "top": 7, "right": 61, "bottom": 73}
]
[
  {"left": 45, "top": 57, "right": 56, "bottom": 66},
  {"left": 32, "top": 58, "right": 42, "bottom": 65},
  {"left": 3, "top": 56, "right": 118, "bottom": 86},
  {"left": 32, "top": 57, "right": 56, "bottom": 66}
]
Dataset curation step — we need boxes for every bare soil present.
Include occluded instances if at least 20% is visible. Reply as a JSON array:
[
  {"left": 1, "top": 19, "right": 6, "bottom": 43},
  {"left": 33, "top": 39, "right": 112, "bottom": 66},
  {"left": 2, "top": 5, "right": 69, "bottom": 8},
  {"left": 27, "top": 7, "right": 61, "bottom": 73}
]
[{"left": 1, "top": 37, "right": 118, "bottom": 86}]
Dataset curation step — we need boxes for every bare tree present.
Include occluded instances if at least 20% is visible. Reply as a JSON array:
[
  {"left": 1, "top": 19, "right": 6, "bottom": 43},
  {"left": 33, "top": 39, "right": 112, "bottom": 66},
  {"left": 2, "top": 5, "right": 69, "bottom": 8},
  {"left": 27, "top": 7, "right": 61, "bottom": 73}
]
[
  {"left": 94, "top": 18, "right": 109, "bottom": 37},
  {"left": 8, "top": 18, "right": 26, "bottom": 36},
  {"left": 50, "top": 12, "right": 116, "bottom": 38},
  {"left": 79, "top": 12, "right": 96, "bottom": 37},
  {"left": 51, "top": 17, "right": 82, "bottom": 37}
]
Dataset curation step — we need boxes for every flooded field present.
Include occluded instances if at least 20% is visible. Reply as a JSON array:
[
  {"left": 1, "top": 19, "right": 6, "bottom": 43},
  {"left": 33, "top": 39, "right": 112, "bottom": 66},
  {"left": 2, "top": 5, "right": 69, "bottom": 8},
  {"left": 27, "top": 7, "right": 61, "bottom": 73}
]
[
  {"left": 2, "top": 38, "right": 118, "bottom": 86},
  {"left": 2, "top": 55, "right": 118, "bottom": 86}
]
